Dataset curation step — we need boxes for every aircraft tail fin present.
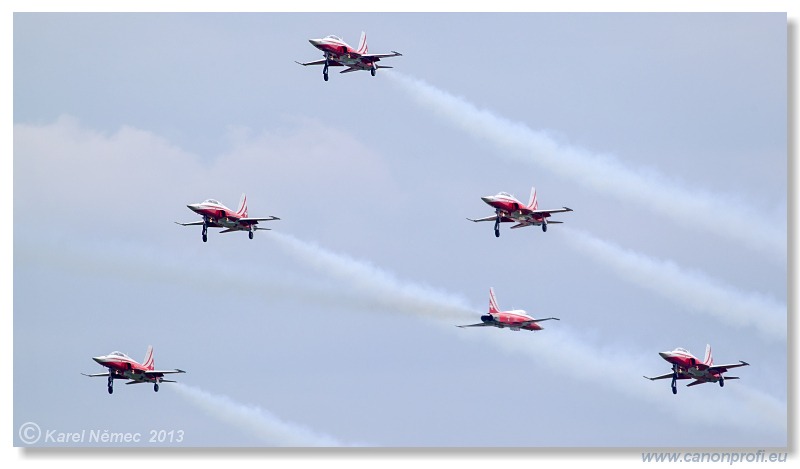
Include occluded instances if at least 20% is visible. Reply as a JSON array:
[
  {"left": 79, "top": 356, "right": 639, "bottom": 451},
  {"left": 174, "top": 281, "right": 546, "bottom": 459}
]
[
  {"left": 489, "top": 287, "right": 501, "bottom": 315},
  {"left": 142, "top": 345, "right": 154, "bottom": 371},
  {"left": 527, "top": 186, "right": 538, "bottom": 210},
  {"left": 704, "top": 344, "right": 713, "bottom": 366},
  {"left": 236, "top": 193, "right": 248, "bottom": 218},
  {"left": 357, "top": 31, "right": 368, "bottom": 55}
]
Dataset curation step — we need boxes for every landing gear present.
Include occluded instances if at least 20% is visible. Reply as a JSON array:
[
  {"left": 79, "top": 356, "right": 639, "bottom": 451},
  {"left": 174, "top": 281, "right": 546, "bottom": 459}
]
[
  {"left": 494, "top": 214, "right": 501, "bottom": 238},
  {"left": 249, "top": 230, "right": 254, "bottom": 240},
  {"left": 371, "top": 66, "right": 376, "bottom": 77},
  {"left": 323, "top": 54, "right": 330, "bottom": 81},
  {"left": 542, "top": 223, "right": 547, "bottom": 232},
  {"left": 107, "top": 375, "right": 114, "bottom": 394},
  {"left": 154, "top": 383, "right": 160, "bottom": 392},
  {"left": 719, "top": 377, "right": 724, "bottom": 388},
  {"left": 202, "top": 217, "right": 208, "bottom": 243},
  {"left": 670, "top": 364, "right": 678, "bottom": 395}
]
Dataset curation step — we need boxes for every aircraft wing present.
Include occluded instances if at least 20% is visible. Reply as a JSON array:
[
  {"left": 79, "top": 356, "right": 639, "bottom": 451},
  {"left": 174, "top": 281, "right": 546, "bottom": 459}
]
[
  {"left": 295, "top": 59, "right": 344, "bottom": 67},
  {"left": 457, "top": 323, "right": 492, "bottom": 328},
  {"left": 81, "top": 372, "right": 111, "bottom": 377},
  {"left": 340, "top": 67, "right": 360, "bottom": 74},
  {"left": 466, "top": 216, "right": 515, "bottom": 223},
  {"left": 643, "top": 373, "right": 674, "bottom": 381},
  {"left": 143, "top": 369, "right": 186, "bottom": 377},
  {"left": 520, "top": 318, "right": 560, "bottom": 325},
  {"left": 175, "top": 220, "right": 204, "bottom": 226},
  {"left": 239, "top": 216, "right": 280, "bottom": 222},
  {"left": 362, "top": 51, "right": 403, "bottom": 60},
  {"left": 708, "top": 361, "right": 750, "bottom": 373},
  {"left": 530, "top": 207, "right": 573, "bottom": 215}
]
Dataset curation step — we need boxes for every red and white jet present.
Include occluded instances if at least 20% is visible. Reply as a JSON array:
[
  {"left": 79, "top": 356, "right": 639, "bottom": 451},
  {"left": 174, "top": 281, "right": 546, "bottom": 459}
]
[
  {"left": 643, "top": 345, "right": 749, "bottom": 394},
  {"left": 176, "top": 193, "right": 279, "bottom": 242},
  {"left": 467, "top": 187, "right": 573, "bottom": 237},
  {"left": 296, "top": 32, "right": 402, "bottom": 81},
  {"left": 82, "top": 346, "right": 186, "bottom": 394},
  {"left": 458, "top": 288, "right": 560, "bottom": 331}
]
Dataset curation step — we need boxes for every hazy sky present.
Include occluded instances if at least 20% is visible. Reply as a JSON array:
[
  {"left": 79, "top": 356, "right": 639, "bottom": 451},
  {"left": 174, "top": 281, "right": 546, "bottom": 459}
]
[{"left": 11, "top": 9, "right": 789, "bottom": 453}]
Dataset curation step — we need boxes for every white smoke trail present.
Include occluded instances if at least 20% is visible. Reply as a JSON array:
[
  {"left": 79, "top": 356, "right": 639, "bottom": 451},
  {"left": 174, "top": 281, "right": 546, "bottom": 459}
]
[
  {"left": 269, "top": 232, "right": 786, "bottom": 437},
  {"left": 386, "top": 72, "right": 786, "bottom": 260},
  {"left": 269, "top": 231, "right": 478, "bottom": 322},
  {"left": 173, "top": 384, "right": 347, "bottom": 447},
  {"left": 472, "top": 327, "right": 786, "bottom": 437},
  {"left": 561, "top": 227, "right": 786, "bottom": 341}
]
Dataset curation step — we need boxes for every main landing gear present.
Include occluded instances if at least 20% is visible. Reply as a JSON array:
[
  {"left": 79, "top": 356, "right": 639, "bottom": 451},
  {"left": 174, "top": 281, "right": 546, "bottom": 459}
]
[
  {"left": 107, "top": 375, "right": 114, "bottom": 395},
  {"left": 154, "top": 383, "right": 160, "bottom": 392},
  {"left": 371, "top": 65, "right": 377, "bottom": 77},
  {"left": 249, "top": 230, "right": 254, "bottom": 240},
  {"left": 719, "top": 377, "right": 724, "bottom": 388},
  {"left": 671, "top": 364, "right": 678, "bottom": 395},
  {"left": 542, "top": 222, "right": 548, "bottom": 232}
]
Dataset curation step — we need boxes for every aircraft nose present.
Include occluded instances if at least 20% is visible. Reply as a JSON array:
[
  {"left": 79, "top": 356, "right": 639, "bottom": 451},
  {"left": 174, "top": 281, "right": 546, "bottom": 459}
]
[
  {"left": 92, "top": 356, "right": 106, "bottom": 364},
  {"left": 481, "top": 196, "right": 495, "bottom": 204},
  {"left": 659, "top": 351, "right": 672, "bottom": 359},
  {"left": 187, "top": 203, "right": 201, "bottom": 211},
  {"left": 309, "top": 38, "right": 323, "bottom": 47}
]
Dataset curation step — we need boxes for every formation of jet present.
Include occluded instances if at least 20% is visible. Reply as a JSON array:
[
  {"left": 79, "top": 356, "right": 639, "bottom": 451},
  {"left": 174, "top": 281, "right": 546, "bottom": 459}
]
[
  {"left": 458, "top": 288, "right": 560, "bottom": 331},
  {"left": 77, "top": 31, "right": 751, "bottom": 404},
  {"left": 82, "top": 346, "right": 185, "bottom": 394},
  {"left": 643, "top": 345, "right": 749, "bottom": 394},
  {"left": 176, "top": 194, "right": 279, "bottom": 242},
  {"left": 296, "top": 32, "right": 402, "bottom": 81},
  {"left": 468, "top": 187, "right": 573, "bottom": 237}
]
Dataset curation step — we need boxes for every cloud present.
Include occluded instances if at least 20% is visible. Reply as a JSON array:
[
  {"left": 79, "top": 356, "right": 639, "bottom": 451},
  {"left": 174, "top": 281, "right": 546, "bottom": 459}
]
[{"left": 386, "top": 73, "right": 785, "bottom": 260}]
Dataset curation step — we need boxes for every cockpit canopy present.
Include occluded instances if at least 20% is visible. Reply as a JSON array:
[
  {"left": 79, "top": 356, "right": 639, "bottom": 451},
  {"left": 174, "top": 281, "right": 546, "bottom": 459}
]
[
  {"left": 203, "top": 199, "right": 220, "bottom": 205},
  {"left": 325, "top": 35, "right": 342, "bottom": 41},
  {"left": 674, "top": 347, "right": 691, "bottom": 355},
  {"left": 109, "top": 351, "right": 130, "bottom": 359},
  {"left": 497, "top": 192, "right": 513, "bottom": 198}
]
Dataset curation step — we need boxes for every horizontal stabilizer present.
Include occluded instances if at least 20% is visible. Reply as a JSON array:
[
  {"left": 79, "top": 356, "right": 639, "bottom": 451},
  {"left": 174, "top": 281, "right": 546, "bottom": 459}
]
[{"left": 254, "top": 227, "right": 272, "bottom": 231}]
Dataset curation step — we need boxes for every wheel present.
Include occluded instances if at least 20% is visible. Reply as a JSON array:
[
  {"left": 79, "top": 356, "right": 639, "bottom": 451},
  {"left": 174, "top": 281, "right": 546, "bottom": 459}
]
[
  {"left": 202, "top": 234, "right": 207, "bottom": 242},
  {"left": 671, "top": 386, "right": 677, "bottom": 395},
  {"left": 494, "top": 229, "right": 500, "bottom": 238},
  {"left": 324, "top": 73, "right": 329, "bottom": 81},
  {"left": 371, "top": 68, "right": 376, "bottom": 76},
  {"left": 542, "top": 223, "right": 547, "bottom": 232},
  {"left": 154, "top": 383, "right": 159, "bottom": 392},
  {"left": 249, "top": 231, "right": 254, "bottom": 240},
  {"left": 719, "top": 379, "right": 724, "bottom": 388},
  {"left": 108, "top": 386, "right": 113, "bottom": 395}
]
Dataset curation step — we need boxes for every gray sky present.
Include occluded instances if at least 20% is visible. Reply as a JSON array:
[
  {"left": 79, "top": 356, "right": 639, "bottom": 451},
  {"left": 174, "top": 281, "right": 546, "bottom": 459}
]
[{"left": 10, "top": 9, "right": 789, "bottom": 453}]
